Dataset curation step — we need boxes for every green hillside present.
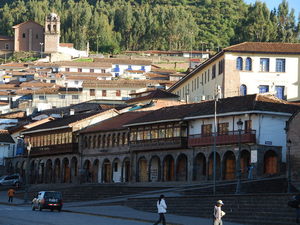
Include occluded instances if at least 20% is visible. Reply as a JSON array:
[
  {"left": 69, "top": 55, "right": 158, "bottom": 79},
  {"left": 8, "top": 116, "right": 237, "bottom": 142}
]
[{"left": 0, "top": 0, "right": 299, "bottom": 53}]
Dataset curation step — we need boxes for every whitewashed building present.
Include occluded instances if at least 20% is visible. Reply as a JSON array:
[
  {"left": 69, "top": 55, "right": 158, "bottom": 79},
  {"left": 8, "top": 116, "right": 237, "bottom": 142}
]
[{"left": 168, "top": 42, "right": 300, "bottom": 102}]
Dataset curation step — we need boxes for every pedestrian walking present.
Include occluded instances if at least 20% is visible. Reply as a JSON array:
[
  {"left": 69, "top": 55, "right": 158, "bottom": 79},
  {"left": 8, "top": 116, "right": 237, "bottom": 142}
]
[
  {"left": 288, "top": 194, "right": 300, "bottom": 223},
  {"left": 154, "top": 194, "right": 167, "bottom": 225},
  {"left": 213, "top": 200, "right": 226, "bottom": 225},
  {"left": 7, "top": 188, "right": 15, "bottom": 203}
]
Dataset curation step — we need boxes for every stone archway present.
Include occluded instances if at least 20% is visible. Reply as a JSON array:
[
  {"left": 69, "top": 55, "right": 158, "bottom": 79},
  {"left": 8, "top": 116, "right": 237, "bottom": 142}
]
[
  {"left": 176, "top": 154, "right": 187, "bottom": 181},
  {"left": 208, "top": 152, "right": 221, "bottom": 180},
  {"left": 70, "top": 157, "right": 78, "bottom": 183},
  {"left": 45, "top": 159, "right": 53, "bottom": 183},
  {"left": 92, "top": 159, "right": 99, "bottom": 183},
  {"left": 194, "top": 153, "right": 206, "bottom": 181},
  {"left": 122, "top": 158, "right": 130, "bottom": 182},
  {"left": 223, "top": 151, "right": 236, "bottom": 180},
  {"left": 138, "top": 157, "right": 148, "bottom": 182},
  {"left": 54, "top": 158, "right": 61, "bottom": 183},
  {"left": 62, "top": 158, "right": 70, "bottom": 183},
  {"left": 83, "top": 160, "right": 92, "bottom": 183},
  {"left": 149, "top": 156, "right": 160, "bottom": 182},
  {"left": 102, "top": 159, "right": 111, "bottom": 183},
  {"left": 264, "top": 150, "right": 278, "bottom": 175},
  {"left": 30, "top": 160, "right": 36, "bottom": 184},
  {"left": 163, "top": 155, "right": 175, "bottom": 182},
  {"left": 241, "top": 150, "right": 250, "bottom": 177},
  {"left": 112, "top": 158, "right": 121, "bottom": 183}
]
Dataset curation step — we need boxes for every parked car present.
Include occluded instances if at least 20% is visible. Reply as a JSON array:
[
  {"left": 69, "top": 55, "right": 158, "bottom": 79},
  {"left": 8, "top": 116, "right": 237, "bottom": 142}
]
[
  {"left": 32, "top": 191, "right": 63, "bottom": 212},
  {"left": 0, "top": 174, "right": 22, "bottom": 186}
]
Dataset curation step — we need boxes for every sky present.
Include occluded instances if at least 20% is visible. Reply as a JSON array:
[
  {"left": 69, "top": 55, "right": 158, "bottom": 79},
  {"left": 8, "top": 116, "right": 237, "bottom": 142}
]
[{"left": 244, "top": 0, "right": 300, "bottom": 18}]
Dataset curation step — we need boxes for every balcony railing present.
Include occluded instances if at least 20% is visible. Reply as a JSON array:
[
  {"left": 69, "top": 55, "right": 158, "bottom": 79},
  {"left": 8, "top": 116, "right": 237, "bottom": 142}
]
[
  {"left": 130, "top": 137, "right": 188, "bottom": 151},
  {"left": 27, "top": 143, "right": 78, "bottom": 156},
  {"left": 188, "top": 130, "right": 256, "bottom": 147}
]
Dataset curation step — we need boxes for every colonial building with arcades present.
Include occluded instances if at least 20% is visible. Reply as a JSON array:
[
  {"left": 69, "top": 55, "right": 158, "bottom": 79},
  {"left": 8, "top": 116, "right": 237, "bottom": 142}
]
[{"left": 6, "top": 94, "right": 299, "bottom": 185}]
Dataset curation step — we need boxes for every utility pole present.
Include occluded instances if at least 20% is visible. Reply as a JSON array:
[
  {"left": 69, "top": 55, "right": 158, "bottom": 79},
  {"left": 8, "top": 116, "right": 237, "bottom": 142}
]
[{"left": 213, "top": 84, "right": 221, "bottom": 196}]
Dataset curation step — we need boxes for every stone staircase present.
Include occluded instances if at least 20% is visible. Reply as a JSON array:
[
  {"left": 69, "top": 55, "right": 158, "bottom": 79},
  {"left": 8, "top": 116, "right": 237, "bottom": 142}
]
[
  {"left": 126, "top": 194, "right": 297, "bottom": 225},
  {"left": 15, "top": 183, "right": 167, "bottom": 202}
]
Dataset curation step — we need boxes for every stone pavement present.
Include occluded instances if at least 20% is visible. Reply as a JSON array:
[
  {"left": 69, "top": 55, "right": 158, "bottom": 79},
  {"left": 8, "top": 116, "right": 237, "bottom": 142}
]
[{"left": 0, "top": 190, "right": 245, "bottom": 225}]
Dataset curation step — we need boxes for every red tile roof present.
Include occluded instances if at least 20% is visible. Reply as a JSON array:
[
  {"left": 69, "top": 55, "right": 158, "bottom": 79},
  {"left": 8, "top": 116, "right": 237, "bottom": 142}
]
[
  {"left": 81, "top": 111, "right": 152, "bottom": 133},
  {"left": 126, "top": 89, "right": 179, "bottom": 103},
  {"left": 94, "top": 58, "right": 152, "bottom": 66},
  {"left": 60, "top": 43, "right": 74, "bottom": 48},
  {"left": 224, "top": 42, "right": 300, "bottom": 54},
  {"left": 0, "top": 35, "right": 13, "bottom": 41},
  {"left": 82, "top": 79, "right": 163, "bottom": 88},
  {"left": 33, "top": 61, "right": 112, "bottom": 68},
  {"left": 12, "top": 20, "right": 43, "bottom": 28}
]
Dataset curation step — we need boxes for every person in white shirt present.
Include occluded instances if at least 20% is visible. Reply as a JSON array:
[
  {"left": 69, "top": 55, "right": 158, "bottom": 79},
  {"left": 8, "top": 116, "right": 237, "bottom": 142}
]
[
  {"left": 154, "top": 194, "right": 167, "bottom": 225},
  {"left": 213, "top": 200, "right": 225, "bottom": 225}
]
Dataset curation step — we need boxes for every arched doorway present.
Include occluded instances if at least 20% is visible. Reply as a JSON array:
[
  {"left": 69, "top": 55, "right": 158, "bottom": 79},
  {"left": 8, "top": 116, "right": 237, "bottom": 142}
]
[
  {"left": 149, "top": 156, "right": 160, "bottom": 182},
  {"left": 208, "top": 152, "right": 221, "bottom": 180},
  {"left": 138, "top": 157, "right": 148, "bottom": 182},
  {"left": 112, "top": 158, "right": 121, "bottom": 183},
  {"left": 38, "top": 160, "right": 45, "bottom": 183},
  {"left": 45, "top": 159, "right": 52, "bottom": 183},
  {"left": 92, "top": 159, "right": 99, "bottom": 183},
  {"left": 122, "top": 158, "right": 130, "bottom": 182},
  {"left": 70, "top": 157, "right": 78, "bottom": 183},
  {"left": 264, "top": 150, "right": 278, "bottom": 175},
  {"left": 163, "top": 155, "right": 175, "bottom": 181},
  {"left": 194, "top": 153, "right": 206, "bottom": 181},
  {"left": 30, "top": 161, "right": 36, "bottom": 184},
  {"left": 83, "top": 160, "right": 92, "bottom": 183},
  {"left": 102, "top": 159, "right": 111, "bottom": 183},
  {"left": 223, "top": 151, "right": 236, "bottom": 180},
  {"left": 62, "top": 158, "right": 70, "bottom": 183},
  {"left": 15, "top": 162, "right": 21, "bottom": 174},
  {"left": 176, "top": 154, "right": 187, "bottom": 181},
  {"left": 54, "top": 159, "right": 61, "bottom": 183},
  {"left": 241, "top": 150, "right": 250, "bottom": 178},
  {"left": 21, "top": 161, "right": 26, "bottom": 183}
]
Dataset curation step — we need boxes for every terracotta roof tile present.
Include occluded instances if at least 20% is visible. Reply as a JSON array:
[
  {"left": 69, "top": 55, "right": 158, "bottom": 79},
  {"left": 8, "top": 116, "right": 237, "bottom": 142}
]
[
  {"left": 0, "top": 35, "right": 13, "bottom": 41},
  {"left": 33, "top": 61, "right": 112, "bottom": 68},
  {"left": 224, "top": 42, "right": 300, "bottom": 54},
  {"left": 126, "top": 94, "right": 300, "bottom": 126},
  {"left": 12, "top": 20, "right": 43, "bottom": 28},
  {"left": 94, "top": 58, "right": 152, "bottom": 66},
  {"left": 20, "top": 82, "right": 59, "bottom": 88},
  {"left": 61, "top": 71, "right": 112, "bottom": 77},
  {"left": 82, "top": 79, "right": 162, "bottom": 88},
  {"left": 81, "top": 111, "right": 152, "bottom": 133},
  {"left": 126, "top": 89, "right": 179, "bottom": 103},
  {"left": 60, "top": 43, "right": 74, "bottom": 48}
]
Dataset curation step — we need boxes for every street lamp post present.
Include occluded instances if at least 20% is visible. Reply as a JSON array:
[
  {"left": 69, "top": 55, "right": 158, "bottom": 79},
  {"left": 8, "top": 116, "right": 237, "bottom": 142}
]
[
  {"left": 24, "top": 141, "right": 31, "bottom": 203},
  {"left": 287, "top": 139, "right": 292, "bottom": 193},
  {"left": 235, "top": 119, "right": 243, "bottom": 194}
]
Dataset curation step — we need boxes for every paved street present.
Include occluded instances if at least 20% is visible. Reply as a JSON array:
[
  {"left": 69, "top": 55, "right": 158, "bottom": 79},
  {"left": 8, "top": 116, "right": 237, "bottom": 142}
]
[
  {"left": 0, "top": 191, "right": 244, "bottom": 225},
  {"left": 0, "top": 204, "right": 150, "bottom": 225}
]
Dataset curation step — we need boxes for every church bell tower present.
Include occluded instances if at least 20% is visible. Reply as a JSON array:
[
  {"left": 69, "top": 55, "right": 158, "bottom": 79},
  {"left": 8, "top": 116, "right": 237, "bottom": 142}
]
[{"left": 44, "top": 12, "right": 60, "bottom": 53}]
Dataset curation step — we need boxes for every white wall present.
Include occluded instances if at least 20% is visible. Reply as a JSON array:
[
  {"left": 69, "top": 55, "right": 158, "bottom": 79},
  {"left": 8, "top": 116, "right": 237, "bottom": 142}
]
[
  {"left": 188, "top": 112, "right": 290, "bottom": 161},
  {"left": 226, "top": 53, "right": 299, "bottom": 100}
]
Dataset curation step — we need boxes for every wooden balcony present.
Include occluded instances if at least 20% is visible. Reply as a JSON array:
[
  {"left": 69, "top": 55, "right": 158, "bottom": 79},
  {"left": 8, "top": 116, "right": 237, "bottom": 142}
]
[
  {"left": 28, "top": 143, "right": 79, "bottom": 157},
  {"left": 188, "top": 130, "right": 256, "bottom": 147},
  {"left": 130, "top": 137, "right": 188, "bottom": 151}
]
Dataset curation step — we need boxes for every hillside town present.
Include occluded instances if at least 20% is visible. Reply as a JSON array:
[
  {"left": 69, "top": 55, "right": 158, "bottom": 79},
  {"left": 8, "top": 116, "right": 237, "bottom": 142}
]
[{"left": 0, "top": 2, "right": 300, "bottom": 225}]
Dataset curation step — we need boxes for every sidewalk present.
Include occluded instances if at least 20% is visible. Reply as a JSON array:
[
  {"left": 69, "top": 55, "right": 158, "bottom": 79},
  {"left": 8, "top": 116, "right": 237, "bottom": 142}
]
[{"left": 0, "top": 191, "right": 244, "bottom": 225}]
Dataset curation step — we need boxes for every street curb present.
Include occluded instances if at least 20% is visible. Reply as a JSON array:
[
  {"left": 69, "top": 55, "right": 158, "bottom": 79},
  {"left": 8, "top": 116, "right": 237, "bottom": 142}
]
[{"left": 63, "top": 209, "right": 183, "bottom": 225}]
